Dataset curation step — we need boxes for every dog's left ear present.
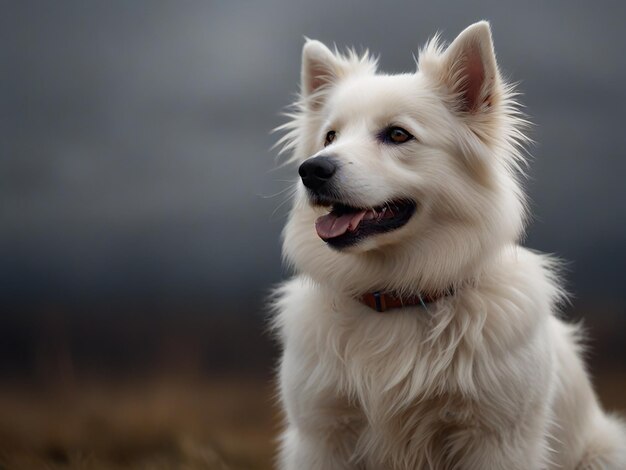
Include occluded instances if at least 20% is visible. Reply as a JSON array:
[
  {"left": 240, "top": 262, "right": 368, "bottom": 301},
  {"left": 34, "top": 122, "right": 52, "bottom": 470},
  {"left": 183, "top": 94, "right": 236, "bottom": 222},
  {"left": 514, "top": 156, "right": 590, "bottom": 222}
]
[{"left": 436, "top": 21, "right": 499, "bottom": 113}]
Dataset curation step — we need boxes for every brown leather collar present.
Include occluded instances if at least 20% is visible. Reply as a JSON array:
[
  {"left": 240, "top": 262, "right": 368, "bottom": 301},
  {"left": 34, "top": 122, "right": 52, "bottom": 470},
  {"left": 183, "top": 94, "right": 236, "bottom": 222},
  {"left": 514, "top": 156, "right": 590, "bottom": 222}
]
[{"left": 359, "top": 289, "right": 453, "bottom": 313}]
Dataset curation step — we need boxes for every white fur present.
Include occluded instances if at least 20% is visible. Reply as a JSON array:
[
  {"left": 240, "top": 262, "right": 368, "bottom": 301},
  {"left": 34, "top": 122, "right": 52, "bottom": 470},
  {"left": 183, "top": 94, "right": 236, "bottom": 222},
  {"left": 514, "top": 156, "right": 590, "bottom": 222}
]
[{"left": 272, "top": 21, "right": 626, "bottom": 469}]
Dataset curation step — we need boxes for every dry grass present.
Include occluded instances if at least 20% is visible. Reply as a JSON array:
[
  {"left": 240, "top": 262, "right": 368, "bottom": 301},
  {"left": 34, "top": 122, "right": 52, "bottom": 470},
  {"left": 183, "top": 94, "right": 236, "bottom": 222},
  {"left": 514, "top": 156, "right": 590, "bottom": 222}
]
[
  {"left": 0, "top": 376, "right": 279, "bottom": 470},
  {"left": 0, "top": 371, "right": 623, "bottom": 469}
]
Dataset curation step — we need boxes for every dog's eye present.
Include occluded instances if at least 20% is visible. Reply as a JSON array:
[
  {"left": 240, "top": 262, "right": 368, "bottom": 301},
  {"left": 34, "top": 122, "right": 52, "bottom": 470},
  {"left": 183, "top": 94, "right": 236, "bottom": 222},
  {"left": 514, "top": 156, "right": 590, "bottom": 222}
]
[
  {"left": 381, "top": 126, "right": 413, "bottom": 144},
  {"left": 324, "top": 130, "right": 336, "bottom": 147}
]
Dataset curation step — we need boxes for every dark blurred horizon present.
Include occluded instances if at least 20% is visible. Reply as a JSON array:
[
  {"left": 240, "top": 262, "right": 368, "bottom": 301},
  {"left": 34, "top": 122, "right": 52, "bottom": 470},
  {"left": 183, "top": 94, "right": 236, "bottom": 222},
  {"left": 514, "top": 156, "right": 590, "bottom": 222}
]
[{"left": 2, "top": 1, "right": 626, "bottom": 371}]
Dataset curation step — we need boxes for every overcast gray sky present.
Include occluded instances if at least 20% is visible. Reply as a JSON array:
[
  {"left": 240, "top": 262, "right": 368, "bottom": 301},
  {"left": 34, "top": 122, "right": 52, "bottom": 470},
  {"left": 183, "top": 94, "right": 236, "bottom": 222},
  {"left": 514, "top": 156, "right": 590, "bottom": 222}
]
[{"left": 1, "top": 1, "right": 625, "bottom": 311}]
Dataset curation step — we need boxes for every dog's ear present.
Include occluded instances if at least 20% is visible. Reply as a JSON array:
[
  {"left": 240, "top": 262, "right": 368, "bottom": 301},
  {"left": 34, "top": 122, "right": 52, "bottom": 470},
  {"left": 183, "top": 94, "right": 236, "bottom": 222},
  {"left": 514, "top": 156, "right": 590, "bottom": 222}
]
[
  {"left": 301, "top": 40, "right": 344, "bottom": 108},
  {"left": 438, "top": 21, "right": 499, "bottom": 113}
]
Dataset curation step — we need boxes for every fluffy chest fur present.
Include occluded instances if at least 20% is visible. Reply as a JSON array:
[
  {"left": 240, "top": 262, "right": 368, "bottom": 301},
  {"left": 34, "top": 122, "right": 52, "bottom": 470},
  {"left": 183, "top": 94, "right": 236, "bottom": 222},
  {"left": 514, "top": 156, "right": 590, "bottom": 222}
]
[{"left": 275, "top": 248, "right": 560, "bottom": 469}]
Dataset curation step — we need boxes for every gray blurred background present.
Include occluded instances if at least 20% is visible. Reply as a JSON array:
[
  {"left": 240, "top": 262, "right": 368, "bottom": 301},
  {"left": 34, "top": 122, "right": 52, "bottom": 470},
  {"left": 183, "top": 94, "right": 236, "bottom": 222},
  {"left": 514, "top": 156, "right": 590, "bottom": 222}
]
[
  {"left": 1, "top": 2, "right": 625, "bottom": 467},
  {"left": 1, "top": 0, "right": 626, "bottom": 394}
]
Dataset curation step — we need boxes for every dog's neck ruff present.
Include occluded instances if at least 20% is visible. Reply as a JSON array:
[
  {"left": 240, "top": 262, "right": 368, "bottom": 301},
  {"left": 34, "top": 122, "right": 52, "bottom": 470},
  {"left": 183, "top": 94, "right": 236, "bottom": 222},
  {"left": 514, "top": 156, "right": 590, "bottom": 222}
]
[{"left": 359, "top": 289, "right": 454, "bottom": 313}]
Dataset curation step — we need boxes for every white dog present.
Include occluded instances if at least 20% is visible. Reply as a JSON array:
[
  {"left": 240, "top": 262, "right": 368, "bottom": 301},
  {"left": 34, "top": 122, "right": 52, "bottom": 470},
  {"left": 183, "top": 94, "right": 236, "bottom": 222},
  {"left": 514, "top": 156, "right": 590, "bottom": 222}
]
[{"left": 272, "top": 21, "right": 626, "bottom": 469}]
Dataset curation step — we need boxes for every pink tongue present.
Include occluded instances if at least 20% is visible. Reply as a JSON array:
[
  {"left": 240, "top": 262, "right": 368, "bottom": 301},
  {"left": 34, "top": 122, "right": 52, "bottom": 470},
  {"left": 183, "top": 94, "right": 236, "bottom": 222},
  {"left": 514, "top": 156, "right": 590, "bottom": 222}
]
[{"left": 315, "top": 210, "right": 367, "bottom": 240}]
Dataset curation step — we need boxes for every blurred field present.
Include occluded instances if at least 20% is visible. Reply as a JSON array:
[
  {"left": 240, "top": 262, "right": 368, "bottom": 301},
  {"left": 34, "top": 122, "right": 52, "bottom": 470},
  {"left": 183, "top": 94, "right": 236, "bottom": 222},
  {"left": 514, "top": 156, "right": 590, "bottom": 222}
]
[
  {"left": 0, "top": 372, "right": 624, "bottom": 470},
  {"left": 0, "top": 376, "right": 279, "bottom": 470},
  {"left": 0, "top": 305, "right": 623, "bottom": 469}
]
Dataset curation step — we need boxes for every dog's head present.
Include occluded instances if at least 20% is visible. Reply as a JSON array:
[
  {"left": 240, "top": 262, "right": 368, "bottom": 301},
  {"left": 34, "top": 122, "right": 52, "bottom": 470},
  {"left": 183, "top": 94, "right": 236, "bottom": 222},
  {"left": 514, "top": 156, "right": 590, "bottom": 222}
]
[{"left": 277, "top": 22, "right": 528, "bottom": 295}]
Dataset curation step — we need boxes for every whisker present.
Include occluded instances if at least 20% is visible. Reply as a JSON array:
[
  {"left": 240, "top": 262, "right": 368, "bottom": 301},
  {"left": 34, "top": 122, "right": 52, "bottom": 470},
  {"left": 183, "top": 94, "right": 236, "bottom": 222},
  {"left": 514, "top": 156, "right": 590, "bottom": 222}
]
[
  {"left": 271, "top": 186, "right": 298, "bottom": 220},
  {"left": 258, "top": 183, "right": 298, "bottom": 199}
]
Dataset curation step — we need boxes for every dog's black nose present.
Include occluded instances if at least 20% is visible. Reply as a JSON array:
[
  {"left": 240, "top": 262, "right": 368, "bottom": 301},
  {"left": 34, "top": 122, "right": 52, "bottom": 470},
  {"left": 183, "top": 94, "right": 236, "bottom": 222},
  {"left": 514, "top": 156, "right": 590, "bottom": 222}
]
[{"left": 298, "top": 156, "right": 337, "bottom": 190}]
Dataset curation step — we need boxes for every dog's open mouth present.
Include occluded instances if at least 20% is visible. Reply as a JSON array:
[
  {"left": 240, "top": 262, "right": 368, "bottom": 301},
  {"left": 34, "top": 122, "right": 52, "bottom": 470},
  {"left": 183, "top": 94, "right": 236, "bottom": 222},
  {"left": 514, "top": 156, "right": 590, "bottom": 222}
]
[{"left": 315, "top": 199, "right": 416, "bottom": 248}]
